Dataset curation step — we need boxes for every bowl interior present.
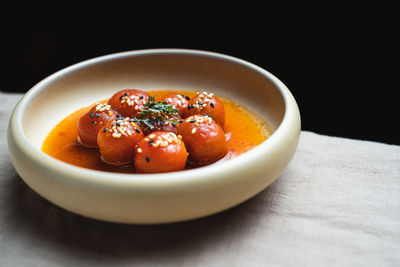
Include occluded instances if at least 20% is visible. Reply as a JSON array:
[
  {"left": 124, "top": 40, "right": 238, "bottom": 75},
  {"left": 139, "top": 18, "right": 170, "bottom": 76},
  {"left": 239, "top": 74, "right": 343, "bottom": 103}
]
[{"left": 22, "top": 50, "right": 285, "bottom": 149}]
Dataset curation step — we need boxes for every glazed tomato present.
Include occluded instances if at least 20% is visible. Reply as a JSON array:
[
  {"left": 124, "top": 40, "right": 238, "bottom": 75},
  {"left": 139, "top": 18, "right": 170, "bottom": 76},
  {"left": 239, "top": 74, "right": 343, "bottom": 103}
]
[
  {"left": 77, "top": 103, "right": 117, "bottom": 148},
  {"left": 183, "top": 91, "right": 225, "bottom": 128},
  {"left": 177, "top": 115, "right": 227, "bottom": 164},
  {"left": 107, "top": 89, "right": 149, "bottom": 118},
  {"left": 134, "top": 132, "right": 188, "bottom": 173},
  {"left": 97, "top": 117, "right": 144, "bottom": 165},
  {"left": 162, "top": 93, "right": 190, "bottom": 115}
]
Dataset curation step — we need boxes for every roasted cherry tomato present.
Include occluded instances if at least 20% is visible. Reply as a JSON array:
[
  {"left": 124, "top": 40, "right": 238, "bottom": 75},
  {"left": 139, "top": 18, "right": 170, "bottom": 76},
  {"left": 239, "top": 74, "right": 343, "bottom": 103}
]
[
  {"left": 134, "top": 132, "right": 188, "bottom": 173},
  {"left": 97, "top": 117, "right": 144, "bottom": 165},
  {"left": 177, "top": 115, "right": 227, "bottom": 164},
  {"left": 162, "top": 93, "right": 190, "bottom": 115},
  {"left": 77, "top": 103, "right": 117, "bottom": 148},
  {"left": 108, "top": 89, "right": 149, "bottom": 118},
  {"left": 183, "top": 91, "right": 225, "bottom": 128}
]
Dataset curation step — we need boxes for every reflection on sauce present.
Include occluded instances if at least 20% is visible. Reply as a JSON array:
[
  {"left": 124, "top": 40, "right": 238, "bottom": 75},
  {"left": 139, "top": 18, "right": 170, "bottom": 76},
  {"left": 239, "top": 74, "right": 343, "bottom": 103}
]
[{"left": 41, "top": 90, "right": 271, "bottom": 173}]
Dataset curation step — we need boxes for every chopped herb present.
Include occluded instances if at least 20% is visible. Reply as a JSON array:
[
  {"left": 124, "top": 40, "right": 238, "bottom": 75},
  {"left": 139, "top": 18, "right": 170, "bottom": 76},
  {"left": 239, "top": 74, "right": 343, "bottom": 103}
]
[
  {"left": 142, "top": 118, "right": 154, "bottom": 130},
  {"left": 133, "top": 95, "right": 179, "bottom": 130}
]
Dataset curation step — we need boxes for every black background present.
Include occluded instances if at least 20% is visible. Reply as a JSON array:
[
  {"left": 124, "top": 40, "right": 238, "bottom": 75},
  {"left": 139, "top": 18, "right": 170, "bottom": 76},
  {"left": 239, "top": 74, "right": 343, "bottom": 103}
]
[{"left": 2, "top": 4, "right": 399, "bottom": 145}]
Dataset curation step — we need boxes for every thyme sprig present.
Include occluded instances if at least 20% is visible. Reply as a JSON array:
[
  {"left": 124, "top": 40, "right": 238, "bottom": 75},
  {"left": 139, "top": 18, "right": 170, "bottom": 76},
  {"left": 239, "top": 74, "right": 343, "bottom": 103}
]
[{"left": 133, "top": 96, "right": 179, "bottom": 130}]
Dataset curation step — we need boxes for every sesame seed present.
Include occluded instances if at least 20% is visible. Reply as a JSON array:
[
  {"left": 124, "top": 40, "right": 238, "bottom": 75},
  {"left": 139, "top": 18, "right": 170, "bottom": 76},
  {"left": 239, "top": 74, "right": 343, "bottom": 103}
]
[
  {"left": 113, "top": 108, "right": 118, "bottom": 112},
  {"left": 95, "top": 113, "right": 100, "bottom": 118},
  {"left": 160, "top": 121, "right": 164, "bottom": 126},
  {"left": 149, "top": 140, "right": 154, "bottom": 146},
  {"left": 149, "top": 134, "right": 156, "bottom": 139},
  {"left": 210, "top": 103, "right": 215, "bottom": 108},
  {"left": 90, "top": 112, "right": 94, "bottom": 118},
  {"left": 103, "top": 127, "right": 108, "bottom": 133},
  {"left": 96, "top": 103, "right": 111, "bottom": 112},
  {"left": 137, "top": 148, "right": 142, "bottom": 153},
  {"left": 192, "top": 128, "right": 197, "bottom": 134},
  {"left": 119, "top": 95, "right": 124, "bottom": 100},
  {"left": 124, "top": 93, "right": 128, "bottom": 96},
  {"left": 135, "top": 128, "right": 141, "bottom": 133},
  {"left": 185, "top": 96, "right": 190, "bottom": 100},
  {"left": 190, "top": 119, "right": 196, "bottom": 123},
  {"left": 172, "top": 122, "right": 177, "bottom": 127},
  {"left": 160, "top": 141, "right": 168, "bottom": 147},
  {"left": 92, "top": 121, "right": 97, "bottom": 125},
  {"left": 198, "top": 101, "right": 203, "bottom": 105},
  {"left": 116, "top": 122, "right": 121, "bottom": 126},
  {"left": 139, "top": 95, "right": 144, "bottom": 99},
  {"left": 146, "top": 156, "right": 150, "bottom": 162},
  {"left": 112, "top": 132, "right": 121, "bottom": 138}
]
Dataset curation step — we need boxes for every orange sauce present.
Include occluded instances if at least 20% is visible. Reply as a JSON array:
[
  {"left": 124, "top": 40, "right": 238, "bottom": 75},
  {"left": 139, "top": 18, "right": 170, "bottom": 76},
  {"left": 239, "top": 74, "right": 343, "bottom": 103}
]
[{"left": 42, "top": 90, "right": 271, "bottom": 173}]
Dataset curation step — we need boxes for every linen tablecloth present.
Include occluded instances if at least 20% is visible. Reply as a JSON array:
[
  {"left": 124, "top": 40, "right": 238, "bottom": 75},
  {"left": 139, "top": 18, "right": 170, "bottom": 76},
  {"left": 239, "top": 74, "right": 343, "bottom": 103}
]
[{"left": 1, "top": 92, "right": 399, "bottom": 267}]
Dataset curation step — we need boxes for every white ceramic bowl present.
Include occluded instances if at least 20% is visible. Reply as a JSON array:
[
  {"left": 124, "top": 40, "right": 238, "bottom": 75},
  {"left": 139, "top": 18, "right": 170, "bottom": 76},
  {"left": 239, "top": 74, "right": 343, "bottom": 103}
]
[{"left": 8, "top": 49, "right": 300, "bottom": 224}]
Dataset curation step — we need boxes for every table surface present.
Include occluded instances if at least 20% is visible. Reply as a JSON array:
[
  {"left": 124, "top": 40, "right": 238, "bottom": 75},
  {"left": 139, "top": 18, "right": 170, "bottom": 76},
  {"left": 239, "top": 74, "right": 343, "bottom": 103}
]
[{"left": 1, "top": 92, "right": 399, "bottom": 267}]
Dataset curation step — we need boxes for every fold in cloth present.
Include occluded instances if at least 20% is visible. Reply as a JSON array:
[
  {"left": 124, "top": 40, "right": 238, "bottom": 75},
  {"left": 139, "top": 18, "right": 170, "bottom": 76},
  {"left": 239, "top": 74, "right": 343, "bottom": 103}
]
[{"left": 1, "top": 92, "right": 399, "bottom": 266}]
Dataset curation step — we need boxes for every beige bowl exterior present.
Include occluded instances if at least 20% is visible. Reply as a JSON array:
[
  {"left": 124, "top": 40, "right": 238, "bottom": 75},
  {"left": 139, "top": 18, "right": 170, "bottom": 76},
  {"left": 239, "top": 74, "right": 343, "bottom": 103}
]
[{"left": 7, "top": 49, "right": 300, "bottom": 224}]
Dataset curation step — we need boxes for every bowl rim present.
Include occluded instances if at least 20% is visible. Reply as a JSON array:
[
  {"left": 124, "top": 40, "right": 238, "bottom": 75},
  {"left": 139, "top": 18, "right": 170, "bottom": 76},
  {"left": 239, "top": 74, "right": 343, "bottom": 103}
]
[{"left": 9, "top": 48, "right": 300, "bottom": 187}]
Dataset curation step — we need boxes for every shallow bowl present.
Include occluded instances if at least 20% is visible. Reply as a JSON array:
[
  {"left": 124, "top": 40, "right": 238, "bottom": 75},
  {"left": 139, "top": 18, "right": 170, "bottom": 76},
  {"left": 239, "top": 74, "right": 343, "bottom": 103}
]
[{"left": 8, "top": 49, "right": 300, "bottom": 224}]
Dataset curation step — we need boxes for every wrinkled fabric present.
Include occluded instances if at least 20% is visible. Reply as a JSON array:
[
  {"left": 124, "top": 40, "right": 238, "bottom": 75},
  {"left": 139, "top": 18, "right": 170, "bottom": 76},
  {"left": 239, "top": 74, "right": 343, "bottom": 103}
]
[{"left": 1, "top": 92, "right": 399, "bottom": 267}]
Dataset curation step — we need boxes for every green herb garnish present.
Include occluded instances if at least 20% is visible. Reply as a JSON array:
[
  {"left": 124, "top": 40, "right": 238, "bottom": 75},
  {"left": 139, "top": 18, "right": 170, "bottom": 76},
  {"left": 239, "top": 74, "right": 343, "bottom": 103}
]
[{"left": 134, "top": 96, "right": 179, "bottom": 130}]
